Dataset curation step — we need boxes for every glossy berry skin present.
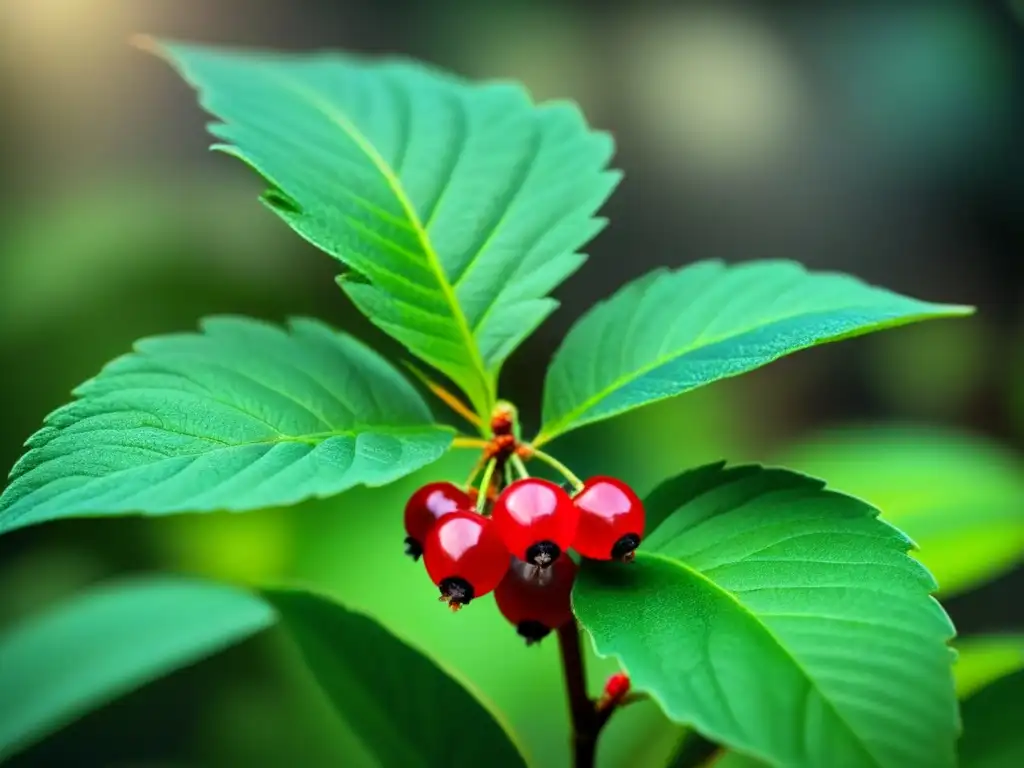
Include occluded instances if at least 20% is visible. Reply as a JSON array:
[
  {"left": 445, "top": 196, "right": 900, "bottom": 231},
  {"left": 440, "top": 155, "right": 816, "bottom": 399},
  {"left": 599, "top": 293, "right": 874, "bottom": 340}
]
[
  {"left": 495, "top": 554, "right": 577, "bottom": 644},
  {"left": 403, "top": 482, "right": 473, "bottom": 560},
  {"left": 492, "top": 478, "right": 579, "bottom": 567},
  {"left": 572, "top": 476, "right": 645, "bottom": 561},
  {"left": 423, "top": 511, "right": 509, "bottom": 607}
]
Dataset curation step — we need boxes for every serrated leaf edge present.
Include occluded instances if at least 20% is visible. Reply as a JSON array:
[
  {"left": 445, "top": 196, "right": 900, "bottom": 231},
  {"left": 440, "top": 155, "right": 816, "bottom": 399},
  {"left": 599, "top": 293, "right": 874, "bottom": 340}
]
[
  {"left": 574, "top": 461, "right": 961, "bottom": 767},
  {"left": 141, "top": 38, "right": 497, "bottom": 418}
]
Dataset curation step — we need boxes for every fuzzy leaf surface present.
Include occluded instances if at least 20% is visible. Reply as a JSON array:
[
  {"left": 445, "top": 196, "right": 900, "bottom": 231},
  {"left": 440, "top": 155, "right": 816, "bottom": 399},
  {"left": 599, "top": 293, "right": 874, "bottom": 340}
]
[
  {"left": 150, "top": 40, "right": 619, "bottom": 416},
  {"left": 538, "top": 260, "right": 972, "bottom": 443},
  {"left": 573, "top": 462, "right": 959, "bottom": 768},
  {"left": 0, "top": 316, "right": 451, "bottom": 533}
]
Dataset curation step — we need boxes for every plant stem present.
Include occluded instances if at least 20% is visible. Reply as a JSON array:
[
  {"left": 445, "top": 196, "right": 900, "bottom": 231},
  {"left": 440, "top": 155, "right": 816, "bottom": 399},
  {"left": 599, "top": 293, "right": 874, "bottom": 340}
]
[
  {"left": 527, "top": 447, "right": 584, "bottom": 492},
  {"left": 476, "top": 459, "right": 497, "bottom": 514},
  {"left": 465, "top": 456, "right": 486, "bottom": 489},
  {"left": 557, "top": 621, "right": 615, "bottom": 767},
  {"left": 401, "top": 362, "right": 484, "bottom": 432},
  {"left": 452, "top": 436, "right": 490, "bottom": 450},
  {"left": 510, "top": 453, "right": 530, "bottom": 480}
]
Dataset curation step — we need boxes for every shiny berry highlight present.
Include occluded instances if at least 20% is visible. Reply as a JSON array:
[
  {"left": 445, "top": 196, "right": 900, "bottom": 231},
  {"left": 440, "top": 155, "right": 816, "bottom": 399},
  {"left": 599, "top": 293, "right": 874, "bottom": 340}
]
[
  {"left": 492, "top": 478, "right": 579, "bottom": 567},
  {"left": 403, "top": 481, "right": 473, "bottom": 560},
  {"left": 423, "top": 511, "right": 509, "bottom": 608},
  {"left": 571, "top": 476, "right": 645, "bottom": 561}
]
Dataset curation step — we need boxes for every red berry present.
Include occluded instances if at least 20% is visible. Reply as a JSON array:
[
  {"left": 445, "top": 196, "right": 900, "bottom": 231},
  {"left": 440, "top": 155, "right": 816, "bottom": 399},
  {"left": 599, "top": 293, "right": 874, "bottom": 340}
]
[
  {"left": 403, "top": 482, "right": 473, "bottom": 560},
  {"left": 423, "top": 511, "right": 509, "bottom": 608},
  {"left": 572, "top": 476, "right": 645, "bottom": 561},
  {"left": 492, "top": 478, "right": 579, "bottom": 567},
  {"left": 495, "top": 555, "right": 577, "bottom": 644}
]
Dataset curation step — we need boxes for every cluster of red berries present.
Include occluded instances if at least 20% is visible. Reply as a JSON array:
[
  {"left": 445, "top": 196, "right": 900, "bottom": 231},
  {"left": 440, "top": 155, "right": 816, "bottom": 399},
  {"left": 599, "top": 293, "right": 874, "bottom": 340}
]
[{"left": 403, "top": 475, "right": 645, "bottom": 644}]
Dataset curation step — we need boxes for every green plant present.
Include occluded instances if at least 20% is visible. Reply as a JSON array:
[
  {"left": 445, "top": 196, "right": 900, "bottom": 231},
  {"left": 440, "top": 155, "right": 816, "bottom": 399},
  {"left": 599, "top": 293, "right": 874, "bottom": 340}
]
[{"left": 0, "top": 38, "right": 1003, "bottom": 767}]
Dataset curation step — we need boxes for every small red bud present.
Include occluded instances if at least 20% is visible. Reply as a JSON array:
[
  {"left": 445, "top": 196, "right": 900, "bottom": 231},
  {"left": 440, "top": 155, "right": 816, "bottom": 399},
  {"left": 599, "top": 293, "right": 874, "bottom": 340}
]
[
  {"left": 599, "top": 672, "right": 631, "bottom": 709},
  {"left": 491, "top": 402, "right": 516, "bottom": 436}
]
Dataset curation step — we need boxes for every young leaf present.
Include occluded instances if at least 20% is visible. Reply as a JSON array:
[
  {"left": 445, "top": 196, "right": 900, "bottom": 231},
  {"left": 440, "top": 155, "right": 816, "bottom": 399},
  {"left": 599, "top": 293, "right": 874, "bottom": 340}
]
[
  {"left": 536, "top": 260, "right": 972, "bottom": 445},
  {"left": 777, "top": 425, "right": 1024, "bottom": 597},
  {"left": 144, "top": 39, "right": 620, "bottom": 419},
  {"left": 958, "top": 670, "right": 1024, "bottom": 768},
  {"left": 573, "top": 462, "right": 959, "bottom": 768},
  {"left": 264, "top": 588, "right": 528, "bottom": 767},
  {"left": 954, "top": 635, "right": 1024, "bottom": 698},
  {"left": 0, "top": 576, "right": 274, "bottom": 761},
  {"left": 0, "top": 317, "right": 452, "bottom": 534}
]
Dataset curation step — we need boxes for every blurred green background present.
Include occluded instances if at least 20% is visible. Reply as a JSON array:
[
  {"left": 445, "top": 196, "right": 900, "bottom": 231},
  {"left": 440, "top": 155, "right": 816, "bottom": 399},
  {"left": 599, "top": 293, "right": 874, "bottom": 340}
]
[{"left": 0, "top": 1, "right": 1022, "bottom": 766}]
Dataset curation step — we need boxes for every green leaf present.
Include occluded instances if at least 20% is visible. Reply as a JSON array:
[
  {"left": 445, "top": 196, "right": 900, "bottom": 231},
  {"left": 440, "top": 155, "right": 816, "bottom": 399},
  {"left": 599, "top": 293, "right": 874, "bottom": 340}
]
[
  {"left": 264, "top": 587, "right": 528, "bottom": 767},
  {"left": 536, "top": 260, "right": 972, "bottom": 444},
  {"left": 0, "top": 576, "right": 274, "bottom": 761},
  {"left": 573, "top": 462, "right": 959, "bottom": 768},
  {"left": 954, "top": 635, "right": 1024, "bottom": 698},
  {"left": 0, "top": 316, "right": 452, "bottom": 534},
  {"left": 146, "top": 39, "right": 619, "bottom": 418},
  {"left": 0, "top": 577, "right": 528, "bottom": 767},
  {"left": 704, "top": 752, "right": 767, "bottom": 768},
  {"left": 777, "top": 425, "right": 1024, "bottom": 597},
  {"left": 958, "top": 669, "right": 1024, "bottom": 768}
]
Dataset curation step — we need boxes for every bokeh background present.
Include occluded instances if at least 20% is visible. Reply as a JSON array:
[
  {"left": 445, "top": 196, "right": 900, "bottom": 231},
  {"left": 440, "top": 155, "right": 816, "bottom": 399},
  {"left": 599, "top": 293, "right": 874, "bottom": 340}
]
[{"left": 1, "top": 1, "right": 1022, "bottom": 766}]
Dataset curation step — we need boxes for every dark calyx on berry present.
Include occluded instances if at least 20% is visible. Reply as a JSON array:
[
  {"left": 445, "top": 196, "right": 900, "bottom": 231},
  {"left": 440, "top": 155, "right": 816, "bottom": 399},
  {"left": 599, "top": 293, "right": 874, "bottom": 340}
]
[
  {"left": 571, "top": 476, "right": 646, "bottom": 562},
  {"left": 491, "top": 478, "right": 579, "bottom": 564},
  {"left": 423, "top": 511, "right": 510, "bottom": 609},
  {"left": 495, "top": 554, "right": 577, "bottom": 644},
  {"left": 439, "top": 576, "right": 474, "bottom": 606},
  {"left": 525, "top": 540, "right": 560, "bottom": 568},
  {"left": 404, "top": 536, "right": 424, "bottom": 561},
  {"left": 611, "top": 533, "right": 641, "bottom": 562},
  {"left": 517, "top": 620, "right": 551, "bottom": 645}
]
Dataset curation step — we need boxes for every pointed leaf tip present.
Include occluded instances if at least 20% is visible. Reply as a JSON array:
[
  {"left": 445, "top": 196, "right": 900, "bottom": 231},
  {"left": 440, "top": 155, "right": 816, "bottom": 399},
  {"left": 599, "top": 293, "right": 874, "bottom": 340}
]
[
  {"left": 151, "top": 41, "right": 621, "bottom": 418},
  {"left": 0, "top": 316, "right": 452, "bottom": 534},
  {"left": 538, "top": 260, "right": 975, "bottom": 443}
]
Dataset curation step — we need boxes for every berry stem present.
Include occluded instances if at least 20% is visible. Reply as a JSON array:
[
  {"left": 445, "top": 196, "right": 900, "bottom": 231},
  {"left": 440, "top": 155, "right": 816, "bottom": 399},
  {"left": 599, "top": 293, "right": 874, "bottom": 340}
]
[
  {"left": 476, "top": 459, "right": 498, "bottom": 514},
  {"left": 525, "top": 447, "right": 584, "bottom": 493},
  {"left": 465, "top": 456, "right": 486, "bottom": 489},
  {"left": 510, "top": 453, "right": 530, "bottom": 480},
  {"left": 557, "top": 620, "right": 617, "bottom": 768}
]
